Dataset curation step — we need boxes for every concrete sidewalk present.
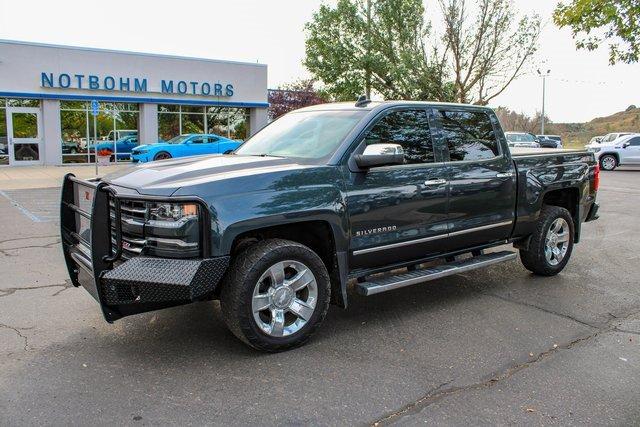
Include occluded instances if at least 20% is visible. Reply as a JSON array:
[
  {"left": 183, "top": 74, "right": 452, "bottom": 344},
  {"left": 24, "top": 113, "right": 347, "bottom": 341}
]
[{"left": 0, "top": 164, "right": 129, "bottom": 190}]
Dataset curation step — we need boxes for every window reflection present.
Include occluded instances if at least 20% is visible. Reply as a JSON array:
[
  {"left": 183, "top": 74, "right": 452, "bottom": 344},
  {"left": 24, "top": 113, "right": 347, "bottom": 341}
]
[
  {"left": 60, "top": 102, "right": 139, "bottom": 163},
  {"left": 437, "top": 110, "right": 499, "bottom": 162},
  {"left": 158, "top": 105, "right": 249, "bottom": 141}
]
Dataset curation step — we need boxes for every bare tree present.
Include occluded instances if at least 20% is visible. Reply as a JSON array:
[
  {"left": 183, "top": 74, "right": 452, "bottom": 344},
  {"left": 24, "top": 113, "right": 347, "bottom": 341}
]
[
  {"left": 438, "top": 0, "right": 541, "bottom": 105},
  {"left": 495, "top": 107, "right": 550, "bottom": 133}
]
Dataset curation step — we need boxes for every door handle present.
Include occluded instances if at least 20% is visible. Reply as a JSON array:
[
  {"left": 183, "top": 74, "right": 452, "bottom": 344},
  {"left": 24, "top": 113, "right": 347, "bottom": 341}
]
[
  {"left": 424, "top": 178, "right": 447, "bottom": 186},
  {"left": 496, "top": 172, "right": 514, "bottom": 178}
]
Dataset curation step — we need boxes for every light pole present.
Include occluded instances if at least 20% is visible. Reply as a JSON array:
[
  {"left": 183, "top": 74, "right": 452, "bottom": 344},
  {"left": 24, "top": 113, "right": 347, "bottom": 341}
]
[{"left": 537, "top": 69, "right": 550, "bottom": 135}]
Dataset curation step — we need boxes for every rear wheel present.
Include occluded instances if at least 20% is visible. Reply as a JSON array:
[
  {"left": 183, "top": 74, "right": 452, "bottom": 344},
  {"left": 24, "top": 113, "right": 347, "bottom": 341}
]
[
  {"left": 599, "top": 154, "right": 617, "bottom": 171},
  {"left": 220, "top": 239, "right": 331, "bottom": 352},
  {"left": 153, "top": 151, "right": 172, "bottom": 161},
  {"left": 519, "top": 205, "right": 574, "bottom": 276}
]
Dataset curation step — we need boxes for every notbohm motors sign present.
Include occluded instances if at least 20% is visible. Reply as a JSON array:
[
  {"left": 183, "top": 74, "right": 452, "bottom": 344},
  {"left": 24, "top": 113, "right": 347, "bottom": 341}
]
[{"left": 40, "top": 72, "right": 235, "bottom": 98}]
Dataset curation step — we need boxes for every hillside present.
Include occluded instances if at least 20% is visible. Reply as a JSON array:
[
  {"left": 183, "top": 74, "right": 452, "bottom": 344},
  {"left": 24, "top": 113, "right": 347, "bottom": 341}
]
[{"left": 547, "top": 107, "right": 640, "bottom": 148}]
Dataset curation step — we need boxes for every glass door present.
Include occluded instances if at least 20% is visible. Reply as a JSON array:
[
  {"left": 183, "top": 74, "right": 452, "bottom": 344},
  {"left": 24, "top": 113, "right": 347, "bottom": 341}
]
[{"left": 7, "top": 107, "right": 42, "bottom": 165}]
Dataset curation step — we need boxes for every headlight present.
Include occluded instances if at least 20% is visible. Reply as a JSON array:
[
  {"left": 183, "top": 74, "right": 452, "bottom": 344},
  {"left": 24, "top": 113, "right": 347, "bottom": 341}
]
[
  {"left": 133, "top": 149, "right": 148, "bottom": 154},
  {"left": 149, "top": 203, "right": 198, "bottom": 222},
  {"left": 111, "top": 200, "right": 203, "bottom": 259}
]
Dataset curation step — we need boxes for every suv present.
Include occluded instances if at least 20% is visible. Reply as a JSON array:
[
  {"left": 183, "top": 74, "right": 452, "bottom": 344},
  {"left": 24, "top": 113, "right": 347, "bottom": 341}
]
[
  {"left": 537, "top": 135, "right": 563, "bottom": 148},
  {"left": 589, "top": 134, "right": 640, "bottom": 170},
  {"left": 504, "top": 132, "right": 540, "bottom": 148},
  {"left": 61, "top": 100, "right": 599, "bottom": 352}
]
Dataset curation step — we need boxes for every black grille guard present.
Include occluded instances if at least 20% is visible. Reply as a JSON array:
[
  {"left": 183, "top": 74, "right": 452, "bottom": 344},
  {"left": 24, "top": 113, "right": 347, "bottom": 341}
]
[{"left": 60, "top": 173, "right": 225, "bottom": 322}]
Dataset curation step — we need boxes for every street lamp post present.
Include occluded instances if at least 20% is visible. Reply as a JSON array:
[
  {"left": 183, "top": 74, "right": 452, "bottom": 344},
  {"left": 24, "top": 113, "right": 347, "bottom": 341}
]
[{"left": 537, "top": 69, "right": 550, "bottom": 135}]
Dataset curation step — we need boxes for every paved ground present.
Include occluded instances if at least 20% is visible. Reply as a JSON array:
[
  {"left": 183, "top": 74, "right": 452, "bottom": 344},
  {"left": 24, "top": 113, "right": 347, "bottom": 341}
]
[
  {"left": 0, "top": 164, "right": 126, "bottom": 190},
  {"left": 0, "top": 167, "right": 639, "bottom": 426}
]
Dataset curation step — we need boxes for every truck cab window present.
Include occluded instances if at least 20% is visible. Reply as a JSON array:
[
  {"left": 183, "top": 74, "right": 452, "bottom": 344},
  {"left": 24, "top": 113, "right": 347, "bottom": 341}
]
[
  {"left": 437, "top": 110, "right": 499, "bottom": 161},
  {"left": 364, "top": 110, "right": 434, "bottom": 164}
]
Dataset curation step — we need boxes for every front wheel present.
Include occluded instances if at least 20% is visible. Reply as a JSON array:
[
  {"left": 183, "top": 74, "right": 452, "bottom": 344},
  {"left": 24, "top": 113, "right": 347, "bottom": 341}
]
[
  {"left": 599, "top": 154, "right": 617, "bottom": 171},
  {"left": 153, "top": 151, "right": 172, "bottom": 161},
  {"left": 220, "top": 239, "right": 331, "bottom": 352},
  {"left": 519, "top": 205, "right": 574, "bottom": 276}
]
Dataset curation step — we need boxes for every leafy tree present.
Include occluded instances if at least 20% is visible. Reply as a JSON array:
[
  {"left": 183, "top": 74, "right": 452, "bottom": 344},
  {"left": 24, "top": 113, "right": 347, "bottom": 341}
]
[
  {"left": 304, "top": 0, "right": 454, "bottom": 101},
  {"left": 304, "top": 0, "right": 538, "bottom": 104},
  {"left": 268, "top": 79, "right": 327, "bottom": 120},
  {"left": 554, "top": 0, "right": 640, "bottom": 64},
  {"left": 439, "top": 0, "right": 541, "bottom": 104}
]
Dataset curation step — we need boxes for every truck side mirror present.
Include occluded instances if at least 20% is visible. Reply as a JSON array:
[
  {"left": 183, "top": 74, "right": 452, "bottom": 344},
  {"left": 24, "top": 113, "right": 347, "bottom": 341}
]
[
  {"left": 354, "top": 143, "right": 404, "bottom": 169},
  {"left": 623, "top": 142, "right": 631, "bottom": 148}
]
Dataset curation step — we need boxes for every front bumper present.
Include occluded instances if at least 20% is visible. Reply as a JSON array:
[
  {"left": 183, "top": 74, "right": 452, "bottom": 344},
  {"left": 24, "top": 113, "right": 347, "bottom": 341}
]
[{"left": 60, "top": 174, "right": 227, "bottom": 322}]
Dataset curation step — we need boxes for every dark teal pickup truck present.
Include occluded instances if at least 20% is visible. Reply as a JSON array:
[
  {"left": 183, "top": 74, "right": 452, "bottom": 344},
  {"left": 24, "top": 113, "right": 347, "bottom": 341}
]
[{"left": 61, "top": 100, "right": 600, "bottom": 352}]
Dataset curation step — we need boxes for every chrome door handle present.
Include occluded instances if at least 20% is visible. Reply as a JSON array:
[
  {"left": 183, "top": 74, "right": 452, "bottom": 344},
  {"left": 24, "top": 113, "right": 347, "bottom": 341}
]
[
  {"left": 496, "top": 172, "right": 514, "bottom": 178},
  {"left": 424, "top": 179, "right": 447, "bottom": 186}
]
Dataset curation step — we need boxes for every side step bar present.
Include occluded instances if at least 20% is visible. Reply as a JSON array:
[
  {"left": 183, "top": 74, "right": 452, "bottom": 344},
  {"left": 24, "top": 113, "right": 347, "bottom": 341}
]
[{"left": 355, "top": 251, "right": 517, "bottom": 296}]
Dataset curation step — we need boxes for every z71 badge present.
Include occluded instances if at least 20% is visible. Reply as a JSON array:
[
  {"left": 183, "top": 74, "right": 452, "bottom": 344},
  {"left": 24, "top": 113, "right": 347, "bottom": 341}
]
[{"left": 355, "top": 225, "right": 397, "bottom": 237}]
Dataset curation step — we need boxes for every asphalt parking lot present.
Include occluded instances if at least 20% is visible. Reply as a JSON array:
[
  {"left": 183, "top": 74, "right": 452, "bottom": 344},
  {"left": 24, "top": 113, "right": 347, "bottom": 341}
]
[{"left": 0, "top": 167, "right": 639, "bottom": 426}]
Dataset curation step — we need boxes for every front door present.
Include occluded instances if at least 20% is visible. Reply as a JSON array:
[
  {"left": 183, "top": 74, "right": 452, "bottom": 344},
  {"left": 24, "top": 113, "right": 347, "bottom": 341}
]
[
  {"left": 345, "top": 108, "right": 449, "bottom": 270},
  {"left": 622, "top": 136, "right": 640, "bottom": 164},
  {"left": 7, "top": 107, "right": 42, "bottom": 165},
  {"left": 434, "top": 108, "right": 516, "bottom": 251}
]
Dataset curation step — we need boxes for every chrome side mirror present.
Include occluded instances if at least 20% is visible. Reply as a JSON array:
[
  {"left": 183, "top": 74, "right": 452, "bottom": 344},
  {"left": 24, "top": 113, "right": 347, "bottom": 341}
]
[{"left": 354, "top": 143, "right": 404, "bottom": 169}]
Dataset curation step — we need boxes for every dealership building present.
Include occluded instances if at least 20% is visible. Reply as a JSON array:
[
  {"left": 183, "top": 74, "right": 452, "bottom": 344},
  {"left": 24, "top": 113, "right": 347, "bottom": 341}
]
[{"left": 0, "top": 40, "right": 269, "bottom": 166}]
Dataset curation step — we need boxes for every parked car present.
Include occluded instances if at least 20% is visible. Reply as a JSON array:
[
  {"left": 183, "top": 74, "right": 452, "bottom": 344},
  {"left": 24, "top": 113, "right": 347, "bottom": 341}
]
[
  {"left": 62, "top": 140, "right": 83, "bottom": 154},
  {"left": 599, "top": 132, "right": 635, "bottom": 144},
  {"left": 588, "top": 133, "right": 640, "bottom": 170},
  {"left": 504, "top": 132, "right": 541, "bottom": 148},
  {"left": 130, "top": 134, "right": 241, "bottom": 163},
  {"left": 103, "top": 129, "right": 137, "bottom": 142},
  {"left": 588, "top": 136, "right": 603, "bottom": 145},
  {"left": 61, "top": 100, "right": 600, "bottom": 352},
  {"left": 91, "top": 135, "right": 140, "bottom": 160},
  {"left": 537, "top": 135, "right": 563, "bottom": 148}
]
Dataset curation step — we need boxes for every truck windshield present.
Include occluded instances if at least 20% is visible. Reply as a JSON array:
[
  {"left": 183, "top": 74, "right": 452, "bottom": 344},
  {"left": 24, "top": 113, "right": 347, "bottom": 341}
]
[{"left": 235, "top": 110, "right": 366, "bottom": 160}]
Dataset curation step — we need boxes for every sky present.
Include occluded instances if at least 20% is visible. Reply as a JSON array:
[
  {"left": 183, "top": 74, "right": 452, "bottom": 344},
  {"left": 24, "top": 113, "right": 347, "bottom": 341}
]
[{"left": 1, "top": 0, "right": 638, "bottom": 123}]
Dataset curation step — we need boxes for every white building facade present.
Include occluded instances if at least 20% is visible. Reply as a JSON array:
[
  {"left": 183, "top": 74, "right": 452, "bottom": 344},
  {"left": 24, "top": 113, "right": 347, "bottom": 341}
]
[{"left": 0, "top": 40, "right": 269, "bottom": 166}]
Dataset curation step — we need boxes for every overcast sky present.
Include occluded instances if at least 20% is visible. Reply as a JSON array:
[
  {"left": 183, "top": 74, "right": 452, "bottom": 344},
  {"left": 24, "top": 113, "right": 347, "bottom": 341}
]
[{"left": 1, "top": 0, "right": 638, "bottom": 123}]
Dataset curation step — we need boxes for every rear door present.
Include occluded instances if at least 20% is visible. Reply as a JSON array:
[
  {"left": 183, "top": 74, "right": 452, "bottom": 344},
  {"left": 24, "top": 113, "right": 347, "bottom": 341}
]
[
  {"left": 434, "top": 108, "right": 516, "bottom": 251},
  {"left": 345, "top": 108, "right": 449, "bottom": 270}
]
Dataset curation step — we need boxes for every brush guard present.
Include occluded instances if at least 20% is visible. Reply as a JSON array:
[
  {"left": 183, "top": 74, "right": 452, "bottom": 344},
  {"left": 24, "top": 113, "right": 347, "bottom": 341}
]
[{"left": 60, "top": 174, "right": 229, "bottom": 322}]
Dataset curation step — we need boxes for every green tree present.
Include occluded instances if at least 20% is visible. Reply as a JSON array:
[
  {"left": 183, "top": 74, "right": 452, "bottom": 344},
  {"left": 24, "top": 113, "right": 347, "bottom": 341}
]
[
  {"left": 304, "top": 0, "right": 454, "bottom": 101},
  {"left": 304, "top": 0, "right": 539, "bottom": 104},
  {"left": 554, "top": 0, "right": 640, "bottom": 64}
]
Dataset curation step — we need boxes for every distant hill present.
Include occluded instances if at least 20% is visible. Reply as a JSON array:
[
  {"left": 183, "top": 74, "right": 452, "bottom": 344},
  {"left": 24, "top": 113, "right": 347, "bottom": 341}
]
[{"left": 547, "top": 107, "right": 640, "bottom": 148}]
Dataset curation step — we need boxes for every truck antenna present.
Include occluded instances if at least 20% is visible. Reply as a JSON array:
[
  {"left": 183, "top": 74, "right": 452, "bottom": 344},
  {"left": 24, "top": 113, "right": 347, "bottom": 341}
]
[{"left": 355, "top": 95, "right": 371, "bottom": 107}]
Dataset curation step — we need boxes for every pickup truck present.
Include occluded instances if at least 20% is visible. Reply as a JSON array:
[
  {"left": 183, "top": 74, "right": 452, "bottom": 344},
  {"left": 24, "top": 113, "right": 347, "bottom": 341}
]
[{"left": 60, "top": 100, "right": 600, "bottom": 352}]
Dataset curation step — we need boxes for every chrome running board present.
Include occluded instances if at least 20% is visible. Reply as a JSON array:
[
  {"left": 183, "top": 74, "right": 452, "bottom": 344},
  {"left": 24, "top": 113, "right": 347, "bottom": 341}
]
[{"left": 355, "top": 251, "right": 517, "bottom": 296}]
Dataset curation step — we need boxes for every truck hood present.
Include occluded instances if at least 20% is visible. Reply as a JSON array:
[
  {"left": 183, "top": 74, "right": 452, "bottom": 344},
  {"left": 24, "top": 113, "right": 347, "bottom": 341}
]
[{"left": 102, "top": 154, "right": 316, "bottom": 196}]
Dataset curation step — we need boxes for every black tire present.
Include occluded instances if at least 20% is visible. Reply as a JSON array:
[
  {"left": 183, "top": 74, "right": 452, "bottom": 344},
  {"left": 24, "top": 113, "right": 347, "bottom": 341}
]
[
  {"left": 519, "top": 205, "right": 574, "bottom": 276},
  {"left": 599, "top": 154, "right": 617, "bottom": 171},
  {"left": 220, "top": 239, "right": 331, "bottom": 352},
  {"left": 154, "top": 151, "right": 172, "bottom": 161}
]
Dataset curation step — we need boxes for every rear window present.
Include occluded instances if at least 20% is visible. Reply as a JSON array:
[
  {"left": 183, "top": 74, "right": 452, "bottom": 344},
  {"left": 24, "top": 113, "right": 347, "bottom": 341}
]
[{"left": 437, "top": 110, "right": 500, "bottom": 161}]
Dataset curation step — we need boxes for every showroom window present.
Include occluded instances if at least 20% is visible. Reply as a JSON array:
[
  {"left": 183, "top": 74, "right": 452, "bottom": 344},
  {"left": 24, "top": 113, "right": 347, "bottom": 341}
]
[
  {"left": 158, "top": 105, "right": 249, "bottom": 142},
  {"left": 60, "top": 101, "right": 139, "bottom": 164}
]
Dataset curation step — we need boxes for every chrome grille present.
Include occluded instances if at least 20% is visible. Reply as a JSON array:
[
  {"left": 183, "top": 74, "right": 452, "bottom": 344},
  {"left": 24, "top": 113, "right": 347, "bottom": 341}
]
[{"left": 110, "top": 198, "right": 148, "bottom": 259}]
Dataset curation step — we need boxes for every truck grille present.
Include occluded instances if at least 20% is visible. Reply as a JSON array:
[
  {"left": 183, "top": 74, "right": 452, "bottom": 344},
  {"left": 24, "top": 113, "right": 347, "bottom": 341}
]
[{"left": 110, "top": 199, "right": 148, "bottom": 260}]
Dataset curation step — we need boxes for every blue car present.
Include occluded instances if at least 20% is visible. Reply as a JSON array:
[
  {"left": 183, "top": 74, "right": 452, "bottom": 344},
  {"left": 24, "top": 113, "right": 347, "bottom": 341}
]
[
  {"left": 92, "top": 135, "right": 139, "bottom": 160},
  {"left": 131, "top": 134, "right": 242, "bottom": 163}
]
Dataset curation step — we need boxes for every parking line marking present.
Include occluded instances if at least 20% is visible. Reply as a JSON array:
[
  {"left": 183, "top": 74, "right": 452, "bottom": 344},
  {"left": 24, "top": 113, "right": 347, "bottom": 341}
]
[{"left": 0, "top": 190, "right": 48, "bottom": 222}]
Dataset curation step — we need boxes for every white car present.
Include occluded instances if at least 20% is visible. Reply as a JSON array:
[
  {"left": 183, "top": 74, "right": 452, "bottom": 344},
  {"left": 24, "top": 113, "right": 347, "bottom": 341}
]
[
  {"left": 599, "top": 132, "right": 635, "bottom": 144},
  {"left": 588, "top": 134, "right": 640, "bottom": 170},
  {"left": 504, "top": 132, "right": 540, "bottom": 148}
]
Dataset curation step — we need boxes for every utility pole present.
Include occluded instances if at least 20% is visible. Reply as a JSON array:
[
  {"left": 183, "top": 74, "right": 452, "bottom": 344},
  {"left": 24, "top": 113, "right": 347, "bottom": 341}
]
[
  {"left": 365, "top": 0, "right": 372, "bottom": 99},
  {"left": 537, "top": 69, "right": 550, "bottom": 135}
]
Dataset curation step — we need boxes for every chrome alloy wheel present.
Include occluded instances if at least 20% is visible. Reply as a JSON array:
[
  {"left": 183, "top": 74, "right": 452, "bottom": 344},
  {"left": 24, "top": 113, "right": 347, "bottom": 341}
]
[
  {"left": 601, "top": 156, "right": 616, "bottom": 170},
  {"left": 251, "top": 260, "right": 318, "bottom": 337},
  {"left": 545, "top": 218, "right": 570, "bottom": 266}
]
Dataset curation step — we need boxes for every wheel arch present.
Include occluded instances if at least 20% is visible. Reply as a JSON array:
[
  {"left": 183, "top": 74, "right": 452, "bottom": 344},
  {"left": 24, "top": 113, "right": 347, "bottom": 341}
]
[
  {"left": 225, "top": 218, "right": 349, "bottom": 308},
  {"left": 541, "top": 186, "right": 581, "bottom": 242}
]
